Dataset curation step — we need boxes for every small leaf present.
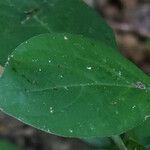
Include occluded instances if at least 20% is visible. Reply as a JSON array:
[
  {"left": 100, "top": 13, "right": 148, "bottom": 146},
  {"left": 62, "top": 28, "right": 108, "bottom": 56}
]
[
  {"left": 146, "top": 40, "right": 150, "bottom": 48},
  {"left": 0, "top": 141, "right": 21, "bottom": 150},
  {"left": 0, "top": 33, "right": 150, "bottom": 138},
  {"left": 0, "top": 0, "right": 116, "bottom": 65},
  {"left": 128, "top": 120, "right": 150, "bottom": 149}
]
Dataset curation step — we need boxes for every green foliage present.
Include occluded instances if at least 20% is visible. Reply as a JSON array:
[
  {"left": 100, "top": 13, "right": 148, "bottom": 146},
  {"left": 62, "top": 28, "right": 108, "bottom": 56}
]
[
  {"left": 0, "top": 33, "right": 150, "bottom": 138},
  {"left": 127, "top": 120, "right": 150, "bottom": 149},
  {"left": 0, "top": 141, "right": 21, "bottom": 150},
  {"left": 0, "top": 1, "right": 150, "bottom": 149},
  {"left": 0, "top": 0, "right": 116, "bottom": 65},
  {"left": 146, "top": 40, "right": 150, "bottom": 48}
]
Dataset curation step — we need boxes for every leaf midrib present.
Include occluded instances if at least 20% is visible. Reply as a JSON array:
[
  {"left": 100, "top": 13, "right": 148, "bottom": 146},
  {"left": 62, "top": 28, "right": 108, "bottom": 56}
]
[{"left": 28, "top": 82, "right": 141, "bottom": 92}]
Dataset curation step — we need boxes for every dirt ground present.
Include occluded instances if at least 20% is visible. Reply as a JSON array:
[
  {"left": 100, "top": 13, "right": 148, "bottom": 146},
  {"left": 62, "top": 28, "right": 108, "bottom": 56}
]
[{"left": 0, "top": 0, "right": 150, "bottom": 150}]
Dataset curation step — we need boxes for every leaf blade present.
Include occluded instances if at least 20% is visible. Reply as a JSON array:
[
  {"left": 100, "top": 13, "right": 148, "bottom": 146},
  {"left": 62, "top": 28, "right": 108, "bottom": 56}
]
[
  {"left": 0, "top": 0, "right": 116, "bottom": 65},
  {"left": 0, "top": 33, "right": 150, "bottom": 138}
]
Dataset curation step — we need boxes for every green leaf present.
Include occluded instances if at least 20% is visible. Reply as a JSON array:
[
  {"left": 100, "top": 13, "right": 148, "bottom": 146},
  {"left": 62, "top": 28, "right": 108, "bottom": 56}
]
[
  {"left": 0, "top": 141, "right": 21, "bottom": 150},
  {"left": 146, "top": 40, "right": 150, "bottom": 48},
  {"left": 0, "top": 0, "right": 116, "bottom": 65},
  {"left": 0, "top": 33, "right": 150, "bottom": 138},
  {"left": 127, "top": 120, "right": 150, "bottom": 149}
]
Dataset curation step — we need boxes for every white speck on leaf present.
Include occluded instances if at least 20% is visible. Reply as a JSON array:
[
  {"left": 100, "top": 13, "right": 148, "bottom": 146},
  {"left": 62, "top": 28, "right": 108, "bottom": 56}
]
[
  {"left": 144, "top": 115, "right": 150, "bottom": 120},
  {"left": 7, "top": 57, "right": 10, "bottom": 61},
  {"left": 111, "top": 101, "right": 117, "bottom": 105},
  {"left": 134, "top": 81, "right": 146, "bottom": 90},
  {"left": 118, "top": 71, "right": 122, "bottom": 76},
  {"left": 59, "top": 75, "right": 63, "bottom": 78},
  {"left": 39, "top": 68, "right": 42, "bottom": 72},
  {"left": 49, "top": 107, "right": 54, "bottom": 113},
  {"left": 132, "top": 105, "right": 136, "bottom": 109},
  {"left": 32, "top": 59, "right": 39, "bottom": 62},
  {"left": 86, "top": 66, "right": 92, "bottom": 70},
  {"left": 64, "top": 36, "right": 68, "bottom": 40},
  {"left": 5, "top": 61, "right": 9, "bottom": 66},
  {"left": 21, "top": 16, "right": 30, "bottom": 25},
  {"left": 10, "top": 54, "right": 14, "bottom": 58},
  {"left": 48, "top": 60, "right": 51, "bottom": 63},
  {"left": 64, "top": 86, "right": 69, "bottom": 90},
  {"left": 69, "top": 129, "right": 73, "bottom": 133}
]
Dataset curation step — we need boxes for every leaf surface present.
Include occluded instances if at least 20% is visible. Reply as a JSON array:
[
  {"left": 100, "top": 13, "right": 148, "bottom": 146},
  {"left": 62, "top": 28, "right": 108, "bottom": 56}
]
[
  {"left": 0, "top": 33, "right": 150, "bottom": 138},
  {"left": 0, "top": 0, "right": 116, "bottom": 65}
]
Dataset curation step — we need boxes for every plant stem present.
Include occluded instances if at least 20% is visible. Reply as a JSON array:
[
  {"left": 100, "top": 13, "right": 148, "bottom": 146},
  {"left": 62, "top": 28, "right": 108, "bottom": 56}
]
[{"left": 112, "top": 135, "right": 127, "bottom": 150}]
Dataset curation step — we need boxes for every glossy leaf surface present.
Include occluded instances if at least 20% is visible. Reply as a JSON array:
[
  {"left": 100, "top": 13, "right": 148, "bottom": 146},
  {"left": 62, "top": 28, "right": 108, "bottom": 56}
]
[
  {"left": 0, "top": 0, "right": 116, "bottom": 65},
  {"left": 0, "top": 33, "right": 150, "bottom": 138}
]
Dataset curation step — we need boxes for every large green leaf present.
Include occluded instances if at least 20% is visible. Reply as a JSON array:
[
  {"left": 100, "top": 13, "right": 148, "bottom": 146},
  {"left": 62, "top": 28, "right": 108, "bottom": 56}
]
[
  {"left": 0, "top": 0, "right": 116, "bottom": 65},
  {"left": 0, "top": 33, "right": 150, "bottom": 138}
]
